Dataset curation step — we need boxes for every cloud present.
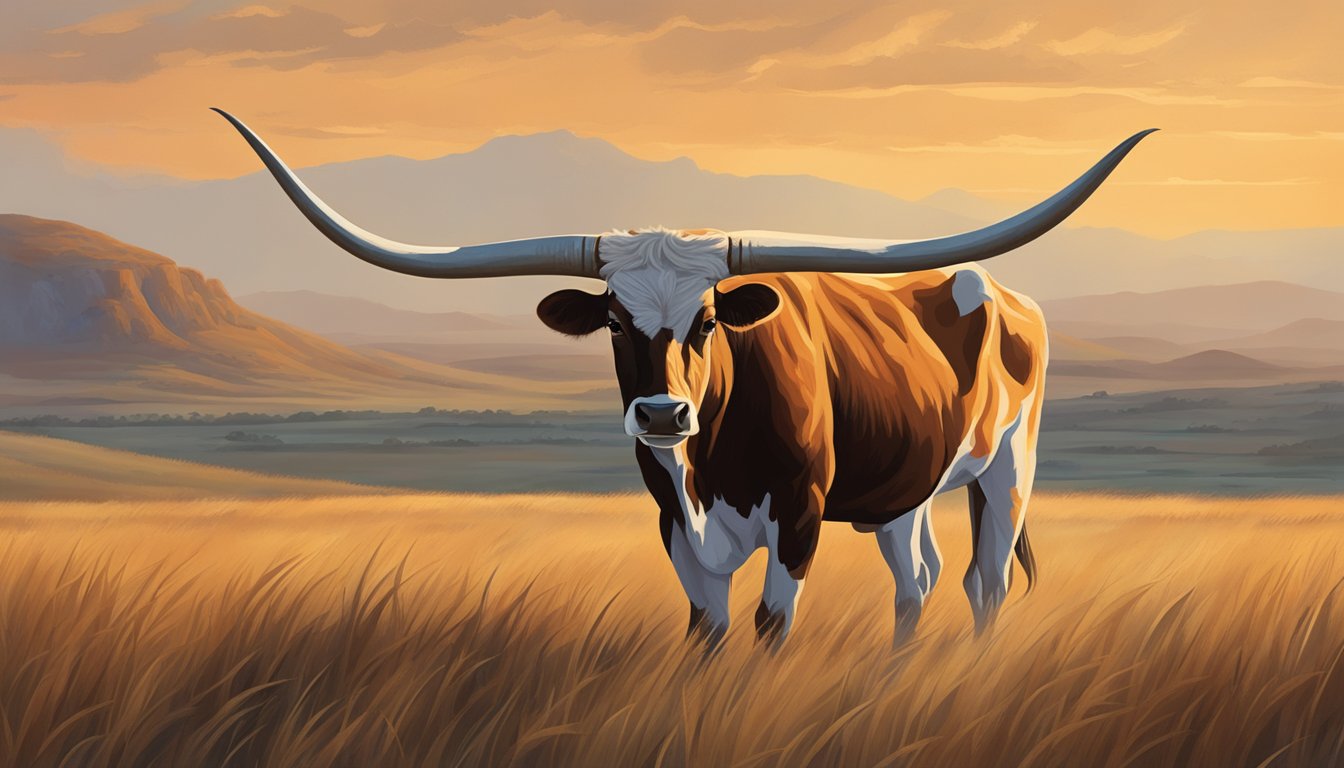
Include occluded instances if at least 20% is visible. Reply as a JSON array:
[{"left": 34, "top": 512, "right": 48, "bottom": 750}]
[
  {"left": 945, "top": 21, "right": 1039, "bottom": 50},
  {"left": 4, "top": 0, "right": 1336, "bottom": 99},
  {"left": 802, "top": 10, "right": 950, "bottom": 68},
  {"left": 636, "top": 7, "right": 1096, "bottom": 95},
  {"left": 0, "top": 3, "right": 464, "bottom": 84},
  {"left": 0, "top": 0, "right": 799, "bottom": 81},
  {"left": 638, "top": 16, "right": 851, "bottom": 75},
  {"left": 1237, "top": 76, "right": 1341, "bottom": 89},
  {"left": 772, "top": 45, "right": 1080, "bottom": 91},
  {"left": 641, "top": 8, "right": 954, "bottom": 76},
  {"left": 269, "top": 124, "right": 391, "bottom": 139},
  {"left": 1209, "top": 130, "right": 1344, "bottom": 142},
  {"left": 212, "top": 5, "right": 285, "bottom": 20},
  {"left": 932, "top": 85, "right": 1245, "bottom": 106},
  {"left": 885, "top": 135, "right": 1096, "bottom": 155},
  {"left": 633, "top": 6, "right": 1217, "bottom": 93},
  {"left": 49, "top": 0, "right": 187, "bottom": 35},
  {"left": 1119, "top": 176, "right": 1319, "bottom": 187},
  {"left": 1044, "top": 21, "right": 1187, "bottom": 56}
]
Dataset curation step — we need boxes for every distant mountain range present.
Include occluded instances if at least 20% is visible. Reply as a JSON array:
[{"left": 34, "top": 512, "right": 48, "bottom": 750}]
[
  {"left": 1040, "top": 282, "right": 1344, "bottom": 337},
  {"left": 239, "top": 290, "right": 524, "bottom": 341},
  {"left": 1051, "top": 349, "right": 1324, "bottom": 382},
  {"left": 0, "top": 215, "right": 611, "bottom": 412},
  {"left": 1039, "top": 282, "right": 1344, "bottom": 373},
  {"left": 1, "top": 125, "right": 1339, "bottom": 315},
  {"left": 237, "top": 289, "right": 608, "bottom": 373},
  {"left": 1221, "top": 318, "right": 1344, "bottom": 356},
  {"left": 240, "top": 281, "right": 1344, "bottom": 397},
  {"left": 1042, "top": 283, "right": 1344, "bottom": 393}
]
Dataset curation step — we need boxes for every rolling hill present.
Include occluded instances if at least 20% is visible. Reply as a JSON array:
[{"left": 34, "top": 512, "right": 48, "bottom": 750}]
[
  {"left": 1048, "top": 349, "right": 1341, "bottom": 384},
  {"left": 0, "top": 214, "right": 609, "bottom": 411},
  {"left": 1078, "top": 335, "right": 1189, "bottom": 361},
  {"left": 1045, "top": 333, "right": 1136, "bottom": 362},
  {"left": 0, "top": 430, "right": 386, "bottom": 500}
]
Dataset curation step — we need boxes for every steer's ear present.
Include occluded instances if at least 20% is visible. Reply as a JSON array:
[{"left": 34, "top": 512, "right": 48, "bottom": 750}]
[
  {"left": 537, "top": 289, "right": 609, "bottom": 337},
  {"left": 715, "top": 282, "right": 781, "bottom": 330}
]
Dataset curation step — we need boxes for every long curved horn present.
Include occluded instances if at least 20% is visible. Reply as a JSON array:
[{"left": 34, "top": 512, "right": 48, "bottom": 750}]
[
  {"left": 212, "top": 109, "right": 601, "bottom": 278},
  {"left": 726, "top": 129, "right": 1157, "bottom": 275}
]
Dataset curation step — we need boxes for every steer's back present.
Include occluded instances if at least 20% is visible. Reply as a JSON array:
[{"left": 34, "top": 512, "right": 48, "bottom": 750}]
[{"left": 722, "top": 267, "right": 1046, "bottom": 524}]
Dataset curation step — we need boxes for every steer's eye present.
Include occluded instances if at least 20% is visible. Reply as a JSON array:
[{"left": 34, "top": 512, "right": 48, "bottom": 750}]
[
  {"left": 700, "top": 317, "right": 718, "bottom": 335},
  {"left": 607, "top": 318, "right": 624, "bottom": 335}
]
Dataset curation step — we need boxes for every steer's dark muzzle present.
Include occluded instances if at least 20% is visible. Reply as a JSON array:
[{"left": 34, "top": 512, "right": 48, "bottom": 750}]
[
  {"left": 625, "top": 395, "right": 699, "bottom": 448},
  {"left": 635, "top": 400, "right": 692, "bottom": 434}
]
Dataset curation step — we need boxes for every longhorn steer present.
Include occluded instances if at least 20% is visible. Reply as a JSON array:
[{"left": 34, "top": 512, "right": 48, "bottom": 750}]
[{"left": 215, "top": 109, "right": 1153, "bottom": 646}]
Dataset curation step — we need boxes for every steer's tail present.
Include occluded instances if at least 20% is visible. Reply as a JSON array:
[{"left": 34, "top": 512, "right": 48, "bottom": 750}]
[{"left": 1015, "top": 522, "right": 1037, "bottom": 594}]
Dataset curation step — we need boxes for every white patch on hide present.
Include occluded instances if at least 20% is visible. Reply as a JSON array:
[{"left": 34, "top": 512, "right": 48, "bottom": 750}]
[
  {"left": 951, "top": 268, "right": 990, "bottom": 317},
  {"left": 652, "top": 445, "right": 770, "bottom": 575},
  {"left": 599, "top": 228, "right": 729, "bottom": 341}
]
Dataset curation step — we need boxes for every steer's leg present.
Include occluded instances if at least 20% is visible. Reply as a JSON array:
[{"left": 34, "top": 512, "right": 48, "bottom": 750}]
[
  {"left": 759, "top": 479, "right": 826, "bottom": 647},
  {"left": 667, "top": 525, "right": 732, "bottom": 648},
  {"left": 965, "top": 412, "right": 1036, "bottom": 634},
  {"left": 874, "top": 501, "right": 942, "bottom": 644},
  {"left": 756, "top": 544, "right": 804, "bottom": 647}
]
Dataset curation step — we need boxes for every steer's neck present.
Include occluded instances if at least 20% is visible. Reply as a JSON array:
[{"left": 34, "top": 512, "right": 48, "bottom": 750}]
[
  {"left": 672, "top": 327, "right": 778, "bottom": 514},
  {"left": 685, "top": 327, "right": 737, "bottom": 469},
  {"left": 704, "top": 328, "right": 736, "bottom": 427}
]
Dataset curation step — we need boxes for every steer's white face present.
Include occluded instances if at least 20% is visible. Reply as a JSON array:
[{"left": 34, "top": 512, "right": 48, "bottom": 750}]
[
  {"left": 598, "top": 228, "right": 731, "bottom": 343},
  {"left": 600, "top": 229, "right": 730, "bottom": 446}
]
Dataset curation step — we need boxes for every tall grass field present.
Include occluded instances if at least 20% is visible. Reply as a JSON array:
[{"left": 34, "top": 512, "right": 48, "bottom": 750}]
[{"left": 0, "top": 492, "right": 1341, "bottom": 766}]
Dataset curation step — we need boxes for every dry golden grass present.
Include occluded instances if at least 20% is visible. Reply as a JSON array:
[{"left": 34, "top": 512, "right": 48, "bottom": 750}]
[{"left": 0, "top": 491, "right": 1341, "bottom": 767}]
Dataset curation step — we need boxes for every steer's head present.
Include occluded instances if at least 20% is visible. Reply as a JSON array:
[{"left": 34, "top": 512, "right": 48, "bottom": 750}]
[
  {"left": 212, "top": 108, "right": 1154, "bottom": 445},
  {"left": 534, "top": 229, "right": 779, "bottom": 448}
]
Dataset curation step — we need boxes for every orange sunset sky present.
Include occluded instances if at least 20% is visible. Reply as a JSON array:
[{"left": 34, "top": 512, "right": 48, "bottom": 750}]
[{"left": 1, "top": 0, "right": 1340, "bottom": 238}]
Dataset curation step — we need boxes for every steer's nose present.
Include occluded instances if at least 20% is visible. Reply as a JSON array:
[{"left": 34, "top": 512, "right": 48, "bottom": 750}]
[{"left": 635, "top": 401, "right": 692, "bottom": 434}]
